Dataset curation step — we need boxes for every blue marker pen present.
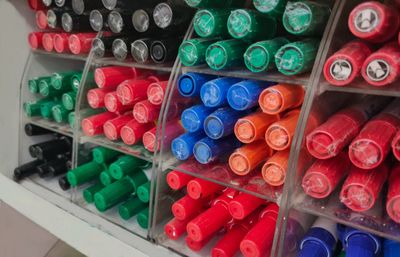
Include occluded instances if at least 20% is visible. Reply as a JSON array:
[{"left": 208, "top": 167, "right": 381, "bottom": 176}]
[
  {"left": 200, "top": 77, "right": 241, "bottom": 107},
  {"left": 384, "top": 239, "right": 400, "bottom": 257},
  {"left": 227, "top": 80, "right": 273, "bottom": 110},
  {"left": 171, "top": 131, "right": 206, "bottom": 161},
  {"left": 193, "top": 136, "right": 241, "bottom": 164},
  {"left": 177, "top": 73, "right": 216, "bottom": 97},
  {"left": 181, "top": 104, "right": 217, "bottom": 133},
  {"left": 342, "top": 227, "right": 381, "bottom": 257},
  {"left": 298, "top": 217, "right": 338, "bottom": 257},
  {"left": 204, "top": 107, "right": 249, "bottom": 139}
]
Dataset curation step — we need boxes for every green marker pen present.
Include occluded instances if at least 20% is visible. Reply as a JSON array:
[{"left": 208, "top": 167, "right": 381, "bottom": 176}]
[
  {"left": 40, "top": 100, "right": 59, "bottom": 120},
  {"left": 29, "top": 76, "right": 51, "bottom": 94},
  {"left": 109, "top": 155, "right": 148, "bottom": 180},
  {"left": 67, "top": 161, "right": 105, "bottom": 187},
  {"left": 253, "top": 0, "right": 288, "bottom": 18},
  {"left": 51, "top": 71, "right": 79, "bottom": 91},
  {"left": 282, "top": 1, "right": 331, "bottom": 36},
  {"left": 184, "top": 0, "right": 243, "bottom": 8},
  {"left": 275, "top": 38, "right": 320, "bottom": 75},
  {"left": 227, "top": 9, "right": 277, "bottom": 41},
  {"left": 92, "top": 146, "right": 120, "bottom": 165},
  {"left": 119, "top": 196, "right": 147, "bottom": 220},
  {"left": 137, "top": 207, "right": 149, "bottom": 229},
  {"left": 52, "top": 104, "right": 69, "bottom": 123},
  {"left": 39, "top": 79, "right": 63, "bottom": 98},
  {"left": 68, "top": 112, "right": 76, "bottom": 129},
  {"left": 23, "top": 98, "right": 53, "bottom": 117},
  {"left": 83, "top": 182, "right": 104, "bottom": 203},
  {"left": 71, "top": 73, "right": 82, "bottom": 93},
  {"left": 62, "top": 91, "right": 77, "bottom": 111},
  {"left": 194, "top": 9, "right": 230, "bottom": 38},
  {"left": 137, "top": 181, "right": 151, "bottom": 203},
  {"left": 206, "top": 39, "right": 248, "bottom": 70},
  {"left": 244, "top": 37, "right": 290, "bottom": 73},
  {"left": 179, "top": 38, "right": 219, "bottom": 67},
  {"left": 99, "top": 170, "right": 115, "bottom": 186}
]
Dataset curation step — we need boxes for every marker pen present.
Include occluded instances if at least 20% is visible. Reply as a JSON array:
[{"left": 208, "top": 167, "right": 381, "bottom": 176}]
[
  {"left": 340, "top": 162, "right": 389, "bottom": 212},
  {"left": 54, "top": 0, "right": 71, "bottom": 8},
  {"left": 259, "top": 84, "right": 304, "bottom": 115},
  {"left": 275, "top": 39, "right": 320, "bottom": 76},
  {"left": 229, "top": 140, "right": 273, "bottom": 176},
  {"left": 31, "top": 138, "right": 70, "bottom": 159},
  {"left": 42, "top": 33, "right": 56, "bottom": 52},
  {"left": 282, "top": 1, "right": 331, "bottom": 36},
  {"left": 302, "top": 152, "right": 351, "bottom": 199},
  {"left": 24, "top": 123, "right": 52, "bottom": 137},
  {"left": 36, "top": 10, "right": 48, "bottom": 30},
  {"left": 252, "top": 0, "right": 287, "bottom": 18},
  {"left": 61, "top": 13, "right": 92, "bottom": 33},
  {"left": 14, "top": 160, "right": 44, "bottom": 181},
  {"left": 261, "top": 150, "right": 290, "bottom": 186},
  {"left": 204, "top": 107, "right": 249, "bottom": 139},
  {"left": 341, "top": 226, "right": 382, "bottom": 257},
  {"left": 133, "top": 100, "right": 161, "bottom": 123},
  {"left": 72, "top": 0, "right": 104, "bottom": 15},
  {"left": 167, "top": 170, "right": 194, "bottom": 190},
  {"left": 87, "top": 88, "right": 113, "bottom": 109},
  {"left": 119, "top": 196, "right": 147, "bottom": 220},
  {"left": 200, "top": 77, "right": 241, "bottom": 108},
  {"left": 108, "top": 155, "right": 147, "bottom": 180},
  {"left": 100, "top": 170, "right": 115, "bottom": 186},
  {"left": 186, "top": 178, "right": 225, "bottom": 200},
  {"left": 172, "top": 194, "right": 209, "bottom": 221},
  {"left": 193, "top": 136, "right": 241, "bottom": 164},
  {"left": 137, "top": 181, "right": 151, "bottom": 203},
  {"left": 152, "top": 2, "right": 193, "bottom": 31},
  {"left": 28, "top": 32, "right": 44, "bottom": 50},
  {"left": 186, "top": 190, "right": 237, "bottom": 242},
  {"left": 68, "top": 33, "right": 97, "bottom": 55},
  {"left": 52, "top": 104, "right": 69, "bottom": 123},
  {"left": 323, "top": 41, "right": 373, "bottom": 86},
  {"left": 297, "top": 217, "right": 338, "bottom": 257},
  {"left": 244, "top": 38, "right": 290, "bottom": 73},
  {"left": 53, "top": 71, "right": 79, "bottom": 91},
  {"left": 94, "top": 66, "right": 137, "bottom": 89},
  {"left": 150, "top": 38, "right": 181, "bottom": 64},
  {"left": 143, "top": 119, "right": 184, "bottom": 152},
  {"left": 147, "top": 81, "right": 168, "bottom": 105},
  {"left": 83, "top": 183, "right": 104, "bottom": 203},
  {"left": 171, "top": 131, "right": 206, "bottom": 160},
  {"left": 58, "top": 176, "right": 71, "bottom": 190},
  {"left": 227, "top": 9, "right": 277, "bottom": 41},
  {"left": 103, "top": 114, "right": 134, "bottom": 141},
  {"left": 53, "top": 33, "right": 70, "bottom": 53},
  {"left": 104, "top": 92, "right": 132, "bottom": 113},
  {"left": 212, "top": 210, "right": 260, "bottom": 257},
  {"left": 386, "top": 165, "right": 400, "bottom": 223},
  {"left": 392, "top": 130, "right": 400, "bottom": 161},
  {"left": 111, "top": 36, "right": 136, "bottom": 61},
  {"left": 240, "top": 203, "right": 279, "bottom": 257},
  {"left": 39, "top": 100, "right": 59, "bottom": 120},
  {"left": 384, "top": 239, "right": 400, "bottom": 257},
  {"left": 137, "top": 207, "right": 150, "bottom": 229},
  {"left": 193, "top": 9, "right": 230, "bottom": 38},
  {"left": 92, "top": 146, "right": 120, "bottom": 165},
  {"left": 89, "top": 9, "right": 110, "bottom": 32},
  {"left": 178, "top": 72, "right": 216, "bottom": 98},
  {"left": 62, "top": 91, "right": 77, "bottom": 111},
  {"left": 184, "top": 0, "right": 243, "bottom": 8},
  {"left": 228, "top": 193, "right": 265, "bottom": 220},
  {"left": 179, "top": 38, "right": 219, "bottom": 67},
  {"left": 71, "top": 72, "right": 90, "bottom": 92},
  {"left": 265, "top": 109, "right": 300, "bottom": 151},
  {"left": 131, "top": 9, "right": 154, "bottom": 33},
  {"left": 94, "top": 169, "right": 150, "bottom": 212},
  {"left": 361, "top": 42, "right": 400, "bottom": 87},
  {"left": 29, "top": 0, "right": 46, "bottom": 10},
  {"left": 47, "top": 9, "right": 63, "bottom": 29},
  {"left": 67, "top": 161, "right": 105, "bottom": 187},
  {"left": 131, "top": 38, "right": 152, "bottom": 64},
  {"left": 120, "top": 119, "right": 154, "bottom": 145},
  {"left": 349, "top": 100, "right": 400, "bottom": 169},
  {"left": 107, "top": 10, "right": 134, "bottom": 33},
  {"left": 116, "top": 79, "right": 152, "bottom": 106},
  {"left": 181, "top": 104, "right": 217, "bottom": 132},
  {"left": 348, "top": 1, "right": 400, "bottom": 43},
  {"left": 227, "top": 80, "right": 272, "bottom": 111},
  {"left": 165, "top": 217, "right": 189, "bottom": 240},
  {"left": 81, "top": 112, "right": 117, "bottom": 136},
  {"left": 307, "top": 96, "right": 389, "bottom": 160},
  {"left": 206, "top": 39, "right": 248, "bottom": 70},
  {"left": 29, "top": 77, "right": 49, "bottom": 94}
]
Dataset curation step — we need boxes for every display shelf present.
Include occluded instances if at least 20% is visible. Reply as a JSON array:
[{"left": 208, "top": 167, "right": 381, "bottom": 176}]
[
  {"left": 24, "top": 117, "right": 73, "bottom": 137},
  {"left": 27, "top": 175, "right": 71, "bottom": 200},
  {"left": 32, "top": 50, "right": 88, "bottom": 62},
  {"left": 321, "top": 79, "right": 400, "bottom": 97},
  {"left": 0, "top": 174, "right": 178, "bottom": 257},
  {"left": 93, "top": 58, "right": 174, "bottom": 73}
]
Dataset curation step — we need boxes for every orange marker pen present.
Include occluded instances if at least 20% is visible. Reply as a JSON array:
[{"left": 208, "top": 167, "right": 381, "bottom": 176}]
[
  {"left": 262, "top": 150, "right": 290, "bottom": 187},
  {"left": 229, "top": 140, "right": 273, "bottom": 176},
  {"left": 265, "top": 109, "right": 300, "bottom": 151},
  {"left": 259, "top": 84, "right": 304, "bottom": 115}
]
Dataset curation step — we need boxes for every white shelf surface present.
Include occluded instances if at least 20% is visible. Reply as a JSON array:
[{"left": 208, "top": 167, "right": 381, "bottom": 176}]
[{"left": 0, "top": 174, "right": 178, "bottom": 257}]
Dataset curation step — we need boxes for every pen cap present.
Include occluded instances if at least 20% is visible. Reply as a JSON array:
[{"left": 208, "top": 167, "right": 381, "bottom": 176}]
[
  {"left": 194, "top": 9, "right": 230, "bottom": 38},
  {"left": 14, "top": 160, "right": 44, "bottom": 181},
  {"left": 204, "top": 107, "right": 249, "bottom": 139},
  {"left": 29, "top": 0, "right": 46, "bottom": 10},
  {"left": 165, "top": 217, "right": 189, "bottom": 240},
  {"left": 81, "top": 112, "right": 117, "bottom": 136},
  {"left": 200, "top": 77, "right": 241, "bottom": 108},
  {"left": 24, "top": 123, "right": 51, "bottom": 136},
  {"left": 104, "top": 92, "right": 132, "bottom": 113},
  {"left": 120, "top": 119, "right": 154, "bottom": 146},
  {"left": 265, "top": 110, "right": 300, "bottom": 151},
  {"left": 167, "top": 170, "right": 194, "bottom": 190},
  {"left": 67, "top": 161, "right": 105, "bottom": 187},
  {"left": 52, "top": 104, "right": 69, "bottom": 123},
  {"left": 343, "top": 227, "right": 381, "bottom": 257},
  {"left": 68, "top": 33, "right": 97, "bottom": 55},
  {"left": 302, "top": 152, "right": 351, "bottom": 199},
  {"left": 227, "top": 80, "right": 270, "bottom": 111},
  {"left": 179, "top": 38, "right": 219, "bottom": 67},
  {"left": 194, "top": 136, "right": 241, "bottom": 164},
  {"left": 116, "top": 79, "right": 152, "bottom": 106},
  {"left": 187, "top": 178, "right": 224, "bottom": 199},
  {"left": 171, "top": 131, "right": 206, "bottom": 161},
  {"left": 384, "top": 239, "right": 400, "bottom": 257},
  {"left": 100, "top": 171, "right": 115, "bottom": 186},
  {"left": 258, "top": 84, "right": 304, "bottom": 115},
  {"left": 83, "top": 183, "right": 104, "bottom": 203},
  {"left": 181, "top": 105, "right": 215, "bottom": 133},
  {"left": 92, "top": 147, "right": 120, "bottom": 165},
  {"left": 137, "top": 207, "right": 149, "bottom": 229},
  {"left": 42, "top": 33, "right": 56, "bottom": 52},
  {"left": 235, "top": 112, "right": 279, "bottom": 144},
  {"left": 94, "top": 66, "right": 137, "bottom": 89},
  {"left": 62, "top": 91, "right": 77, "bottom": 111},
  {"left": 262, "top": 150, "right": 290, "bottom": 186},
  {"left": 147, "top": 81, "right": 168, "bottom": 105},
  {"left": 228, "top": 193, "right": 264, "bottom": 220},
  {"left": 177, "top": 72, "right": 215, "bottom": 97},
  {"left": 323, "top": 41, "right": 373, "bottom": 86},
  {"left": 392, "top": 130, "right": 400, "bottom": 161},
  {"left": 28, "top": 32, "right": 44, "bottom": 50},
  {"left": 94, "top": 177, "right": 135, "bottom": 212},
  {"left": 229, "top": 140, "right": 273, "bottom": 176},
  {"left": 137, "top": 181, "right": 151, "bottom": 203},
  {"left": 103, "top": 114, "right": 133, "bottom": 141},
  {"left": 58, "top": 176, "right": 71, "bottom": 191},
  {"left": 87, "top": 88, "right": 113, "bottom": 109},
  {"left": 386, "top": 165, "right": 400, "bottom": 223},
  {"left": 298, "top": 224, "right": 337, "bottom": 257},
  {"left": 108, "top": 155, "right": 145, "bottom": 180},
  {"left": 119, "top": 197, "right": 147, "bottom": 220},
  {"left": 172, "top": 194, "right": 208, "bottom": 221},
  {"left": 340, "top": 163, "right": 389, "bottom": 212},
  {"left": 206, "top": 39, "right": 248, "bottom": 70},
  {"left": 133, "top": 100, "right": 161, "bottom": 124}
]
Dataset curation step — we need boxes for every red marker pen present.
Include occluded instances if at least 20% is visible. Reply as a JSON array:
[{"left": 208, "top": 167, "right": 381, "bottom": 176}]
[
  {"left": 349, "top": 99, "right": 400, "bottom": 169},
  {"left": 240, "top": 203, "right": 279, "bottom": 257},
  {"left": 42, "top": 33, "right": 57, "bottom": 52},
  {"left": 186, "top": 189, "right": 238, "bottom": 242},
  {"left": 142, "top": 119, "right": 184, "bottom": 153},
  {"left": 120, "top": 119, "right": 154, "bottom": 145},
  {"left": 54, "top": 33, "right": 70, "bottom": 53},
  {"left": 147, "top": 81, "right": 168, "bottom": 106},
  {"left": 302, "top": 152, "right": 351, "bottom": 199},
  {"left": 391, "top": 130, "right": 400, "bottom": 161},
  {"left": 166, "top": 170, "right": 194, "bottom": 190},
  {"left": 387, "top": 165, "right": 400, "bottom": 223},
  {"left": 69, "top": 33, "right": 97, "bottom": 55},
  {"left": 133, "top": 100, "right": 161, "bottom": 124},
  {"left": 228, "top": 193, "right": 265, "bottom": 220},
  {"left": 165, "top": 217, "right": 189, "bottom": 240},
  {"left": 28, "top": 0, "right": 46, "bottom": 10},
  {"left": 82, "top": 112, "right": 117, "bottom": 136},
  {"left": 306, "top": 96, "right": 388, "bottom": 159},
  {"left": 87, "top": 88, "right": 114, "bottom": 109},
  {"left": 323, "top": 41, "right": 373, "bottom": 86},
  {"left": 28, "top": 32, "right": 44, "bottom": 50},
  {"left": 104, "top": 92, "right": 133, "bottom": 113},
  {"left": 340, "top": 162, "right": 389, "bottom": 212},
  {"left": 172, "top": 195, "right": 209, "bottom": 221},
  {"left": 103, "top": 114, "right": 134, "bottom": 141},
  {"left": 187, "top": 178, "right": 225, "bottom": 200},
  {"left": 361, "top": 42, "right": 400, "bottom": 87},
  {"left": 116, "top": 79, "right": 152, "bottom": 106},
  {"left": 36, "top": 10, "right": 48, "bottom": 29},
  {"left": 94, "top": 66, "right": 138, "bottom": 89}
]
